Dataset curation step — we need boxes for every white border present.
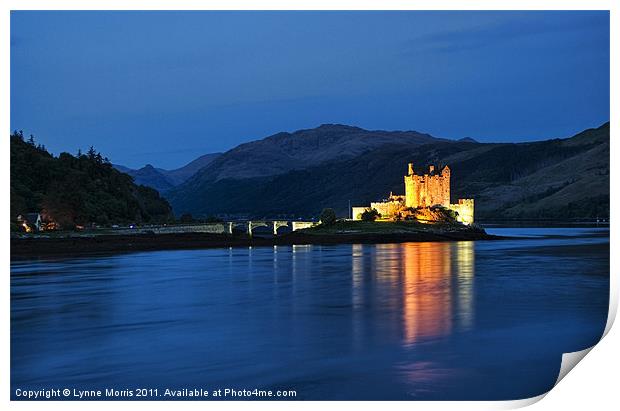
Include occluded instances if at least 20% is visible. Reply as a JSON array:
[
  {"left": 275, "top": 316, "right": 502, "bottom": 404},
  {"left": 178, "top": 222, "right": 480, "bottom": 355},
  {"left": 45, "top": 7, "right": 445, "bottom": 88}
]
[{"left": 2, "top": 1, "right": 616, "bottom": 410}]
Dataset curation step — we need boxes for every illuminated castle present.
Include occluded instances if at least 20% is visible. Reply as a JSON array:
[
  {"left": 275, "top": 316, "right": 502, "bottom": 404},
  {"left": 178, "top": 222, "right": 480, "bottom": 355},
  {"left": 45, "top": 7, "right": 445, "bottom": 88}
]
[{"left": 351, "top": 163, "right": 475, "bottom": 225}]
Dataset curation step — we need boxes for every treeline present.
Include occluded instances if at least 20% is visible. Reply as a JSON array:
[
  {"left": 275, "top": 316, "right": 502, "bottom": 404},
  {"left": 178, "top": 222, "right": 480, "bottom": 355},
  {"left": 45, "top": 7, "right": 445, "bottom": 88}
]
[{"left": 11, "top": 131, "right": 173, "bottom": 229}]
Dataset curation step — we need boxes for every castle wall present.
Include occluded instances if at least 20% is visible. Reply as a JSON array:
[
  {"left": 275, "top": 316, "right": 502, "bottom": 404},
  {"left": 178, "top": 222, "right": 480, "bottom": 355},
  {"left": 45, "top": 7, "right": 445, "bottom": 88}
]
[
  {"left": 351, "top": 207, "right": 367, "bottom": 221},
  {"left": 370, "top": 201, "right": 402, "bottom": 220},
  {"left": 448, "top": 199, "right": 475, "bottom": 225}
]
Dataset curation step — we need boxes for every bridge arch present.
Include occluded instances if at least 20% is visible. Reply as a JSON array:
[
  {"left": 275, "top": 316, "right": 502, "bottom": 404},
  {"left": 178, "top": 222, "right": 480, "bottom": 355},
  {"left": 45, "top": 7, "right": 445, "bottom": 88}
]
[
  {"left": 272, "top": 221, "right": 289, "bottom": 235},
  {"left": 247, "top": 221, "right": 269, "bottom": 237}
]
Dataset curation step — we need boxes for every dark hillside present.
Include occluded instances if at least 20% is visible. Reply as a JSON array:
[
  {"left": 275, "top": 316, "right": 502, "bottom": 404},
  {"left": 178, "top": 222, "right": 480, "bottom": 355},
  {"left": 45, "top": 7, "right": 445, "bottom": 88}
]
[{"left": 11, "top": 131, "right": 173, "bottom": 228}]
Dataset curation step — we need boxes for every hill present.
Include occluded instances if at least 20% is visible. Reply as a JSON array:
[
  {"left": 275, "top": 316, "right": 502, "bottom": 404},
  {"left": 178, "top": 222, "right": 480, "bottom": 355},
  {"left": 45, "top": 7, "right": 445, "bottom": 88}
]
[
  {"left": 11, "top": 132, "right": 173, "bottom": 229},
  {"left": 162, "top": 153, "right": 222, "bottom": 185},
  {"left": 120, "top": 164, "right": 175, "bottom": 192},
  {"left": 114, "top": 153, "right": 221, "bottom": 192},
  {"left": 167, "top": 123, "right": 609, "bottom": 220},
  {"left": 188, "top": 124, "right": 446, "bottom": 182}
]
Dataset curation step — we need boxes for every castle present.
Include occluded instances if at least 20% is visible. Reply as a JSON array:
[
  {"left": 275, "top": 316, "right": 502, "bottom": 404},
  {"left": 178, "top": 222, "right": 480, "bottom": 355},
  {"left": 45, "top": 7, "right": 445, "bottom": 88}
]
[{"left": 351, "top": 163, "right": 475, "bottom": 225}]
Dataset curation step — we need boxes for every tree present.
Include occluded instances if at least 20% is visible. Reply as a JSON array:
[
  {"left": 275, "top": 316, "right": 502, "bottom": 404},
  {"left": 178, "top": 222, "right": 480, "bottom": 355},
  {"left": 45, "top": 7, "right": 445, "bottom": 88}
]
[
  {"left": 87, "top": 146, "right": 97, "bottom": 160},
  {"left": 319, "top": 208, "right": 337, "bottom": 226},
  {"left": 360, "top": 208, "right": 380, "bottom": 222}
]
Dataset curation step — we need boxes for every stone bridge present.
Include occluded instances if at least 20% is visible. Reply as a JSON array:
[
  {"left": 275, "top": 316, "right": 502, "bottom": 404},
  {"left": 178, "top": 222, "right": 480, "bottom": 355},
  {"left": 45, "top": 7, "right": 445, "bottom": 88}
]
[{"left": 230, "top": 220, "right": 316, "bottom": 236}]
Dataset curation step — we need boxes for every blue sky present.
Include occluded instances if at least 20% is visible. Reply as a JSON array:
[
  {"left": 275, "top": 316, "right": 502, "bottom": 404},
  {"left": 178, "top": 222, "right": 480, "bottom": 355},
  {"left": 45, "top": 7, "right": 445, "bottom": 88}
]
[{"left": 11, "top": 11, "right": 610, "bottom": 169}]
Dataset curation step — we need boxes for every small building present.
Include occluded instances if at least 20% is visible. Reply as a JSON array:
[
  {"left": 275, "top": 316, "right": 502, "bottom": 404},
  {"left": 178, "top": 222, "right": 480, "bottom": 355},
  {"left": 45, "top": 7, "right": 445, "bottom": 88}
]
[
  {"left": 351, "top": 207, "right": 368, "bottom": 221},
  {"left": 17, "top": 213, "right": 42, "bottom": 232}
]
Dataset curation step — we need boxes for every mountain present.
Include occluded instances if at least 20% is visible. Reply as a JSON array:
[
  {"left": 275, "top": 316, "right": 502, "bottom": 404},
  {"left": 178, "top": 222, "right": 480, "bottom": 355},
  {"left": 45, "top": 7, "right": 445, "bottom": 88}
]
[
  {"left": 112, "top": 164, "right": 132, "bottom": 173},
  {"left": 11, "top": 132, "right": 173, "bottom": 228},
  {"left": 190, "top": 124, "right": 446, "bottom": 181},
  {"left": 114, "top": 152, "right": 222, "bottom": 191},
  {"left": 121, "top": 124, "right": 442, "bottom": 193},
  {"left": 125, "top": 164, "right": 175, "bottom": 192},
  {"left": 161, "top": 153, "right": 222, "bottom": 185},
  {"left": 167, "top": 123, "right": 609, "bottom": 220}
]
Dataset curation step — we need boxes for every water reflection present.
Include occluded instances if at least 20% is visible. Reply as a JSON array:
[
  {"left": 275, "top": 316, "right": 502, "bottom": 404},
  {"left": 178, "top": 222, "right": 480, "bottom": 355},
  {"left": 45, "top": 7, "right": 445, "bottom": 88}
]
[
  {"left": 455, "top": 242, "right": 475, "bottom": 330},
  {"left": 401, "top": 242, "right": 453, "bottom": 344},
  {"left": 11, "top": 229, "right": 609, "bottom": 400},
  {"left": 353, "top": 241, "right": 475, "bottom": 346}
]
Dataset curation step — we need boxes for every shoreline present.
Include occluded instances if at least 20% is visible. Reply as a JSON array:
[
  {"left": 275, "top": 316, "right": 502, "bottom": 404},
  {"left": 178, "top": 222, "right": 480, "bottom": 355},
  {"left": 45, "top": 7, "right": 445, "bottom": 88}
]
[{"left": 10, "top": 229, "right": 503, "bottom": 260}]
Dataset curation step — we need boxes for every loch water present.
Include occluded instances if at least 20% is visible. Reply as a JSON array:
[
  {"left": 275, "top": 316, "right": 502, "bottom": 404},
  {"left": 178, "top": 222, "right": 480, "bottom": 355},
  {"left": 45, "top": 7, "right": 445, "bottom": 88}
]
[{"left": 11, "top": 226, "right": 609, "bottom": 400}]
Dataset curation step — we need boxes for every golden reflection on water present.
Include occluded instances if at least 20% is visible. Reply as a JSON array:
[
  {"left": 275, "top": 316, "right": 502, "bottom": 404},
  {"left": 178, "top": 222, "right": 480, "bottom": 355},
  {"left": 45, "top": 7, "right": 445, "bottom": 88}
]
[
  {"left": 454, "top": 241, "right": 475, "bottom": 331},
  {"left": 353, "top": 241, "right": 475, "bottom": 347},
  {"left": 401, "top": 242, "right": 453, "bottom": 344}
]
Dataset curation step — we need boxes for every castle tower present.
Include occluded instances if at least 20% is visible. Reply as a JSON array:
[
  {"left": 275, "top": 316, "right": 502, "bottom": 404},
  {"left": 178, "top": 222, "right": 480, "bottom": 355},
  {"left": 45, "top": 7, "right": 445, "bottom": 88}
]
[
  {"left": 404, "top": 164, "right": 418, "bottom": 208},
  {"left": 404, "top": 163, "right": 451, "bottom": 208},
  {"left": 441, "top": 165, "right": 450, "bottom": 207}
]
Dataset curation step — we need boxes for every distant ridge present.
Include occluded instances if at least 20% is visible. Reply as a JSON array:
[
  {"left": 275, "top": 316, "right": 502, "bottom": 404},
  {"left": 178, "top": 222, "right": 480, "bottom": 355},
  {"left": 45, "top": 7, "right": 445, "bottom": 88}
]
[
  {"left": 162, "top": 153, "right": 222, "bottom": 185},
  {"left": 121, "top": 164, "right": 174, "bottom": 193},
  {"left": 114, "top": 152, "right": 222, "bottom": 192},
  {"left": 179, "top": 124, "right": 447, "bottom": 182}
]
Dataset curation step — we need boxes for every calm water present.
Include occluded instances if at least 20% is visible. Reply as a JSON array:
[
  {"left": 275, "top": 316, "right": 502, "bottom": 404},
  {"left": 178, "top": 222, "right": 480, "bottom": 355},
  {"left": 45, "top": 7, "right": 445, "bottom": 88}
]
[{"left": 11, "top": 227, "right": 609, "bottom": 400}]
